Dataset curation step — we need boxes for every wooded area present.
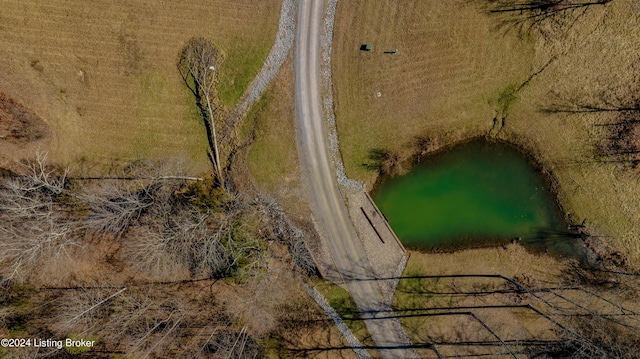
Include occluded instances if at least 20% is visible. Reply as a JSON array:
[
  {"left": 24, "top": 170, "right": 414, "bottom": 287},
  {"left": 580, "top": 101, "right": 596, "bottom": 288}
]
[{"left": 0, "top": 154, "right": 316, "bottom": 357}]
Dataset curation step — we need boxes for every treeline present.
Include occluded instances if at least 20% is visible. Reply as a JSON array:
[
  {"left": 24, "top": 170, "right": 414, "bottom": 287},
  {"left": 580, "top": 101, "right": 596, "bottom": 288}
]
[
  {"left": 0, "top": 154, "right": 316, "bottom": 357},
  {"left": 0, "top": 153, "right": 314, "bottom": 283}
]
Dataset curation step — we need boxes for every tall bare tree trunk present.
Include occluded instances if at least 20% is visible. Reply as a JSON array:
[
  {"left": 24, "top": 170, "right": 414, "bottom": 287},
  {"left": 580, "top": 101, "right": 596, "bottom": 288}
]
[{"left": 178, "top": 37, "right": 225, "bottom": 188}]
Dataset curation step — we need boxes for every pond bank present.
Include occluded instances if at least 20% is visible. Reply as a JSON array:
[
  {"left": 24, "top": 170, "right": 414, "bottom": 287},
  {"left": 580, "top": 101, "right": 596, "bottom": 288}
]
[{"left": 371, "top": 137, "right": 593, "bottom": 262}]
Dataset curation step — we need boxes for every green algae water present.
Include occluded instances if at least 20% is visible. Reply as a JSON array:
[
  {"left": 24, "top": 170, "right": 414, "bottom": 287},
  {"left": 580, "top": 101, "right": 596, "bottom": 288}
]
[{"left": 372, "top": 140, "right": 584, "bottom": 257}]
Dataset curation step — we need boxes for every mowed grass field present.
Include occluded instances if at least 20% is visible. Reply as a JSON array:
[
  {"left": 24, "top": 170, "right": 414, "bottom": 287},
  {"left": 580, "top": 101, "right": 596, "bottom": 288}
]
[
  {"left": 332, "top": 1, "right": 640, "bottom": 266},
  {"left": 0, "top": 0, "right": 280, "bottom": 174},
  {"left": 332, "top": 0, "right": 534, "bottom": 184}
]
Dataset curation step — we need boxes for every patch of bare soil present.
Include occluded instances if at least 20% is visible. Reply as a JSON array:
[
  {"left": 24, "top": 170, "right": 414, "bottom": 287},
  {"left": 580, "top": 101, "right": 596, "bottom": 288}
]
[{"left": 0, "top": 93, "right": 50, "bottom": 169}]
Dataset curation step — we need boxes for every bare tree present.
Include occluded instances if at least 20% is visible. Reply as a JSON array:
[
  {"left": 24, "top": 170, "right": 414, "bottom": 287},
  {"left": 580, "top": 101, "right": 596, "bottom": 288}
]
[
  {"left": 49, "top": 283, "right": 264, "bottom": 358},
  {"left": 55, "top": 287, "right": 127, "bottom": 336},
  {"left": 123, "top": 226, "right": 189, "bottom": 281},
  {"left": 53, "top": 286, "right": 190, "bottom": 357},
  {"left": 125, "top": 202, "right": 266, "bottom": 281},
  {"left": 201, "top": 326, "right": 259, "bottom": 359},
  {"left": 18, "top": 151, "right": 68, "bottom": 193},
  {"left": 80, "top": 180, "right": 157, "bottom": 237},
  {"left": 178, "top": 37, "right": 225, "bottom": 187},
  {"left": 123, "top": 209, "right": 210, "bottom": 279},
  {"left": 252, "top": 194, "right": 317, "bottom": 275},
  {"left": 0, "top": 153, "right": 80, "bottom": 282},
  {"left": 365, "top": 148, "right": 404, "bottom": 177}
]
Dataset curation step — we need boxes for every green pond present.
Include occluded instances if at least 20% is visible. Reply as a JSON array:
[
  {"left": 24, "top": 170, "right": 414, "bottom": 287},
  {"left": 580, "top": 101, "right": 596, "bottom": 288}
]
[{"left": 372, "top": 139, "right": 585, "bottom": 258}]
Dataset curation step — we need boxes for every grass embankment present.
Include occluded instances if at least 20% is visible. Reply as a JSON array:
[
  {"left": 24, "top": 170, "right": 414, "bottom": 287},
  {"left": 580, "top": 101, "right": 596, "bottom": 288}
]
[
  {"left": 0, "top": 0, "right": 280, "bottom": 174},
  {"left": 241, "top": 56, "right": 316, "bottom": 235},
  {"left": 332, "top": 0, "right": 640, "bottom": 266},
  {"left": 313, "top": 279, "right": 376, "bottom": 352},
  {"left": 246, "top": 59, "right": 299, "bottom": 193}
]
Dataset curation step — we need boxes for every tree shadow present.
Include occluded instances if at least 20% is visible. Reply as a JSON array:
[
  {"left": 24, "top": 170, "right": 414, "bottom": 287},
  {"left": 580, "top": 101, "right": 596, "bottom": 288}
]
[
  {"left": 361, "top": 148, "right": 404, "bottom": 177},
  {"left": 482, "top": 0, "right": 611, "bottom": 39},
  {"left": 540, "top": 86, "right": 640, "bottom": 171}
]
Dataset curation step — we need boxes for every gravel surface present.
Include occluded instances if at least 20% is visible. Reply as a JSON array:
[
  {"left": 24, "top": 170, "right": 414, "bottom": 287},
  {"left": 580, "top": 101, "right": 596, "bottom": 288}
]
[
  {"left": 305, "top": 284, "right": 372, "bottom": 359},
  {"left": 320, "top": 0, "right": 366, "bottom": 191},
  {"left": 296, "top": 1, "right": 419, "bottom": 357},
  {"left": 344, "top": 190, "right": 407, "bottom": 302},
  {"left": 318, "top": 0, "right": 410, "bottom": 325}
]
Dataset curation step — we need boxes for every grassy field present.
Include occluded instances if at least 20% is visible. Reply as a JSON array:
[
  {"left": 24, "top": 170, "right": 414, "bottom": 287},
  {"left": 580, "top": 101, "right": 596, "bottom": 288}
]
[
  {"left": 332, "top": 0, "right": 640, "bottom": 266},
  {"left": 246, "top": 58, "right": 299, "bottom": 193},
  {"left": 332, "top": 0, "right": 534, "bottom": 183},
  {"left": 0, "top": 0, "right": 280, "bottom": 174},
  {"left": 394, "top": 247, "right": 640, "bottom": 357}
]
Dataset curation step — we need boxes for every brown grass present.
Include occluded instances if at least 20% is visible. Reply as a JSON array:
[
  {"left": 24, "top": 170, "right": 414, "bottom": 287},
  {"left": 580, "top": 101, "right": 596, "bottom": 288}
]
[
  {"left": 0, "top": 0, "right": 280, "bottom": 174},
  {"left": 332, "top": 0, "right": 640, "bottom": 266},
  {"left": 332, "top": 0, "right": 534, "bottom": 184},
  {"left": 0, "top": 93, "right": 51, "bottom": 169},
  {"left": 394, "top": 246, "right": 640, "bottom": 357},
  {"left": 270, "top": 288, "right": 360, "bottom": 359}
]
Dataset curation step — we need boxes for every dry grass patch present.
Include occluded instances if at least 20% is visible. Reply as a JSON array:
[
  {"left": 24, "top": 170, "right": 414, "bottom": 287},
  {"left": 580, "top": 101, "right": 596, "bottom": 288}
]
[
  {"left": 270, "top": 290, "right": 360, "bottom": 359},
  {"left": 501, "top": 0, "right": 640, "bottom": 266},
  {"left": 394, "top": 246, "right": 640, "bottom": 357},
  {"left": 0, "top": 0, "right": 280, "bottom": 174},
  {"left": 242, "top": 56, "right": 314, "bottom": 238}
]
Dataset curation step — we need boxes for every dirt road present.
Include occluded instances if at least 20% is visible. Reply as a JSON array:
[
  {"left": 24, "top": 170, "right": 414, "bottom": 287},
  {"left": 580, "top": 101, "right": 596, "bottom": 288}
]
[{"left": 294, "top": 1, "right": 418, "bottom": 358}]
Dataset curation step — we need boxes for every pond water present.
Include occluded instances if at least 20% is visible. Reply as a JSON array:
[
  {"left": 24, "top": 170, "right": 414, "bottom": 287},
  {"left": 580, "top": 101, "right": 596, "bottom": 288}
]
[{"left": 372, "top": 139, "right": 586, "bottom": 258}]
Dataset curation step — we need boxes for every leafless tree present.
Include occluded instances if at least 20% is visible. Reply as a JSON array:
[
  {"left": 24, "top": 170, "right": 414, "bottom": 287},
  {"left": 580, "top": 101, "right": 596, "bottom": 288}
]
[
  {"left": 18, "top": 151, "right": 68, "bottom": 193},
  {"left": 0, "top": 155, "right": 275, "bottom": 356},
  {"left": 366, "top": 148, "right": 404, "bottom": 177},
  {"left": 77, "top": 160, "right": 192, "bottom": 237},
  {"left": 163, "top": 210, "right": 217, "bottom": 276},
  {"left": 201, "top": 326, "right": 259, "bottom": 359},
  {"left": 80, "top": 181, "right": 157, "bottom": 237},
  {"left": 0, "top": 153, "right": 80, "bottom": 282},
  {"left": 55, "top": 287, "right": 128, "bottom": 336},
  {"left": 178, "top": 37, "right": 225, "bottom": 187},
  {"left": 50, "top": 283, "right": 263, "bottom": 358},
  {"left": 252, "top": 194, "right": 317, "bottom": 275},
  {"left": 124, "top": 202, "right": 266, "bottom": 281},
  {"left": 53, "top": 286, "right": 190, "bottom": 357},
  {"left": 123, "top": 226, "right": 189, "bottom": 281},
  {"left": 123, "top": 210, "right": 208, "bottom": 279}
]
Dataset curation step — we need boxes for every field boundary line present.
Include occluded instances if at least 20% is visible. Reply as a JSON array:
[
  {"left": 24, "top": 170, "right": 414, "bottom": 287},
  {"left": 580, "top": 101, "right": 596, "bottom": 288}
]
[
  {"left": 304, "top": 284, "right": 372, "bottom": 359},
  {"left": 224, "top": 0, "right": 296, "bottom": 140}
]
